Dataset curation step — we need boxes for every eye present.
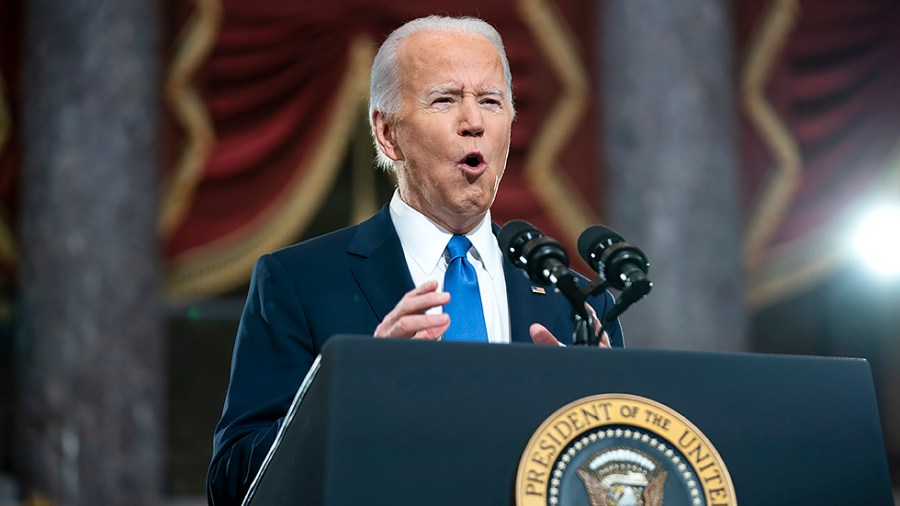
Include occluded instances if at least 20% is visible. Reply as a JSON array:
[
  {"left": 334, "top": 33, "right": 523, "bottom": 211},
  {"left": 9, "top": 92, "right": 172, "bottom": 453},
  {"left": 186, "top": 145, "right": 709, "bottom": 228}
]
[
  {"left": 481, "top": 98, "right": 502, "bottom": 108},
  {"left": 432, "top": 97, "right": 454, "bottom": 105}
]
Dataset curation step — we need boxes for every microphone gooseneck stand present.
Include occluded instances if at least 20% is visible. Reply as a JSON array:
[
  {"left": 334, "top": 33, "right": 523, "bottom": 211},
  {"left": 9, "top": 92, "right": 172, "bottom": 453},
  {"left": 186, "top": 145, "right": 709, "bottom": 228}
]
[
  {"left": 579, "top": 275, "right": 652, "bottom": 345},
  {"left": 499, "top": 219, "right": 652, "bottom": 347},
  {"left": 543, "top": 265, "right": 599, "bottom": 347}
]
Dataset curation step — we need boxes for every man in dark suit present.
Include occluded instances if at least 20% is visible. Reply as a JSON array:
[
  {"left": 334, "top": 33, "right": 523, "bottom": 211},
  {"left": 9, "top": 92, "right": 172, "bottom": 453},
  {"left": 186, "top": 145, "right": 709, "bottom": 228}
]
[{"left": 207, "top": 15, "right": 623, "bottom": 505}]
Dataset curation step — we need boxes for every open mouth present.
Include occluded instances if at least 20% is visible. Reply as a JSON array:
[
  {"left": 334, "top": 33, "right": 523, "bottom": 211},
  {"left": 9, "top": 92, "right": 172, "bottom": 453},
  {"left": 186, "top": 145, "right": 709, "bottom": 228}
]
[{"left": 461, "top": 152, "right": 485, "bottom": 169}]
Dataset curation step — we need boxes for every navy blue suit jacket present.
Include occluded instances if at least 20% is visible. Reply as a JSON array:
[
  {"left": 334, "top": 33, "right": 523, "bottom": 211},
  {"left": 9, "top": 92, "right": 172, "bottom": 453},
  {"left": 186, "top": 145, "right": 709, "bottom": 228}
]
[{"left": 207, "top": 207, "right": 623, "bottom": 504}]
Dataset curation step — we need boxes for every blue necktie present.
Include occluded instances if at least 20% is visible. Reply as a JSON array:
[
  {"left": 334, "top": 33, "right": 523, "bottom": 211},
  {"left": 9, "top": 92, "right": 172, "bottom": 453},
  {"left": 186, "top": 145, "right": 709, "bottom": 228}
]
[{"left": 442, "top": 235, "right": 489, "bottom": 342}]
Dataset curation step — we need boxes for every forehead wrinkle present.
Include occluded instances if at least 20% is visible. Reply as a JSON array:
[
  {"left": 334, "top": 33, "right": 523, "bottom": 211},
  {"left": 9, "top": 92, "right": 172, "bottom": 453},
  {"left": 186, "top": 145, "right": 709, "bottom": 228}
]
[
  {"left": 426, "top": 85, "right": 506, "bottom": 97},
  {"left": 425, "top": 85, "right": 506, "bottom": 98},
  {"left": 427, "top": 85, "right": 463, "bottom": 96},
  {"left": 396, "top": 31, "right": 511, "bottom": 111}
]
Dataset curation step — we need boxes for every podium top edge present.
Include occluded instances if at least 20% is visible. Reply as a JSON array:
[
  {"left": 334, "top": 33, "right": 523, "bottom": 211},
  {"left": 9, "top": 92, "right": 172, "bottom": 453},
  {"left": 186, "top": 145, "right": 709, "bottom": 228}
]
[{"left": 321, "top": 334, "right": 871, "bottom": 365}]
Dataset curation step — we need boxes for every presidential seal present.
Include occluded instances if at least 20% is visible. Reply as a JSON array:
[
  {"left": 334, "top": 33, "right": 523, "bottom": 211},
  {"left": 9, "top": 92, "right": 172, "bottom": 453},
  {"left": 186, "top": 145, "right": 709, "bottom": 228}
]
[{"left": 515, "top": 394, "right": 736, "bottom": 506}]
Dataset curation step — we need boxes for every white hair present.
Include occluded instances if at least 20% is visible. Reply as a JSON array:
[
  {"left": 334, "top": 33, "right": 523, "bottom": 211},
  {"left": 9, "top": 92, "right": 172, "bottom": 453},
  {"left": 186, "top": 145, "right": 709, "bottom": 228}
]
[{"left": 368, "top": 15, "right": 515, "bottom": 171}]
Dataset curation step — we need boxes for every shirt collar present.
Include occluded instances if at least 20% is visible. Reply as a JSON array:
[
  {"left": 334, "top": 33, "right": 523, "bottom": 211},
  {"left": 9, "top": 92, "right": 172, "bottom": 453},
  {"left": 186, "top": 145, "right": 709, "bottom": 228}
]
[{"left": 389, "top": 190, "right": 500, "bottom": 278}]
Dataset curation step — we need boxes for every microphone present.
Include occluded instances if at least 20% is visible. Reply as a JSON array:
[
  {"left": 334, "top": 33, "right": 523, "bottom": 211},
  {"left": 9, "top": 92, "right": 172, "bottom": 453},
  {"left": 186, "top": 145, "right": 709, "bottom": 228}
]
[
  {"left": 577, "top": 225, "right": 651, "bottom": 292},
  {"left": 500, "top": 220, "right": 598, "bottom": 346},
  {"left": 577, "top": 225, "right": 652, "bottom": 326},
  {"left": 498, "top": 220, "right": 571, "bottom": 286}
]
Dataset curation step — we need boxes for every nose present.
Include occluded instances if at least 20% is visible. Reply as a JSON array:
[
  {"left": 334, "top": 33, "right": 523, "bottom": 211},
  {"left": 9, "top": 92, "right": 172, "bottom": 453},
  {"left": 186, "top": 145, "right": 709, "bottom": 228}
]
[{"left": 457, "top": 98, "right": 484, "bottom": 137}]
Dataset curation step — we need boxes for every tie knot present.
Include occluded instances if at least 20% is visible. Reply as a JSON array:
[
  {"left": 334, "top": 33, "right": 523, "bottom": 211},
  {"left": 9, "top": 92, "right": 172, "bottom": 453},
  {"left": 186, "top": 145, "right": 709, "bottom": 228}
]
[{"left": 446, "top": 235, "right": 472, "bottom": 261}]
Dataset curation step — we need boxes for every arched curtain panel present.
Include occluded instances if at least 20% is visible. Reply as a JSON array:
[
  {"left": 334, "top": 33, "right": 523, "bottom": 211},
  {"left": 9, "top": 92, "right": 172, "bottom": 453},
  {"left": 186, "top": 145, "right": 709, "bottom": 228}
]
[{"left": 0, "top": 0, "right": 898, "bottom": 307}]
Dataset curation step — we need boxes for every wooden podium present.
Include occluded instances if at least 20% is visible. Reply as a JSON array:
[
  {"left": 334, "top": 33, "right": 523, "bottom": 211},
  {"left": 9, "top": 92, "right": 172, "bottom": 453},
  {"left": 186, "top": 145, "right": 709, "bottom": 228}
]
[{"left": 243, "top": 336, "right": 893, "bottom": 505}]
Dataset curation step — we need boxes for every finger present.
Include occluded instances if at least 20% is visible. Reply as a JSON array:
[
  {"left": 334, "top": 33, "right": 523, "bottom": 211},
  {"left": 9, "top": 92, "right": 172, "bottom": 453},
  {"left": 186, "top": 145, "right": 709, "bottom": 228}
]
[
  {"left": 412, "top": 317, "right": 451, "bottom": 340},
  {"left": 409, "top": 279, "right": 440, "bottom": 295},
  {"left": 376, "top": 313, "right": 449, "bottom": 339},
  {"left": 584, "top": 302, "right": 601, "bottom": 336},
  {"left": 598, "top": 330, "right": 611, "bottom": 349},
  {"left": 583, "top": 303, "right": 611, "bottom": 348},
  {"left": 391, "top": 285, "right": 450, "bottom": 318},
  {"left": 377, "top": 283, "right": 449, "bottom": 335},
  {"left": 529, "top": 323, "right": 561, "bottom": 346}
]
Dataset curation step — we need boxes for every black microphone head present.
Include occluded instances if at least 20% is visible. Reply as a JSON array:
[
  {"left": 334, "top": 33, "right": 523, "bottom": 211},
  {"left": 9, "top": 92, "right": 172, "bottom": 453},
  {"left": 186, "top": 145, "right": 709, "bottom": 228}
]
[
  {"left": 499, "top": 220, "right": 543, "bottom": 268},
  {"left": 499, "top": 220, "right": 570, "bottom": 284},
  {"left": 577, "top": 224, "right": 650, "bottom": 290},
  {"left": 577, "top": 225, "right": 625, "bottom": 272}
]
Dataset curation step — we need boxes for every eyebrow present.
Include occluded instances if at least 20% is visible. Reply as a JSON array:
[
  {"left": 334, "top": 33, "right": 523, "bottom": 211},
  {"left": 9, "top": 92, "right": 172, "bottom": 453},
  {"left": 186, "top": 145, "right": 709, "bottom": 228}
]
[{"left": 427, "top": 86, "right": 506, "bottom": 98}]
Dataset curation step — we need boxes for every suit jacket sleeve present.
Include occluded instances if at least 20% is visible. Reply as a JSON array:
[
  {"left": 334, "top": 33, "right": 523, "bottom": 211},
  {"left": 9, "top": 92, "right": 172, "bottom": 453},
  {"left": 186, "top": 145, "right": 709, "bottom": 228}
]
[{"left": 207, "top": 254, "right": 316, "bottom": 505}]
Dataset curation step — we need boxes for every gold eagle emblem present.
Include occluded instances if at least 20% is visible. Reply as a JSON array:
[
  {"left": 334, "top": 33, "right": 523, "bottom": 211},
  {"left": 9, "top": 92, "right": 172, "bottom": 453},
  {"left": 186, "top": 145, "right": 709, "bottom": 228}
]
[{"left": 576, "top": 447, "right": 666, "bottom": 506}]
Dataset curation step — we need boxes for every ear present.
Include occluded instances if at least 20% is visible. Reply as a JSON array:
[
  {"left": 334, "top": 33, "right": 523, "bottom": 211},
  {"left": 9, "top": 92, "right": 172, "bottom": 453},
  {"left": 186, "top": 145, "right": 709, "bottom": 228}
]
[{"left": 372, "top": 110, "right": 403, "bottom": 162}]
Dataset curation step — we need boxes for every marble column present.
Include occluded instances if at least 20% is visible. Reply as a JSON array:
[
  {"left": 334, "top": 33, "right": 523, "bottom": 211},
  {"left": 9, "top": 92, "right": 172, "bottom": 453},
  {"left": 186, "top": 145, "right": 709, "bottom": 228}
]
[
  {"left": 600, "top": 0, "right": 747, "bottom": 351},
  {"left": 18, "top": 0, "right": 163, "bottom": 503}
]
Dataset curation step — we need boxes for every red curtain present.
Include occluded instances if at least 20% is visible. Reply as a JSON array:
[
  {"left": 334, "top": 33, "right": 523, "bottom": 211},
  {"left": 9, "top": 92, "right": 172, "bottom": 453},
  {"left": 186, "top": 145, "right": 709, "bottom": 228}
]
[
  {"left": 5, "top": 1, "right": 897, "bottom": 304},
  {"left": 0, "top": 0, "right": 22, "bottom": 286},
  {"left": 737, "top": 0, "right": 900, "bottom": 307},
  {"left": 161, "top": 0, "right": 605, "bottom": 297}
]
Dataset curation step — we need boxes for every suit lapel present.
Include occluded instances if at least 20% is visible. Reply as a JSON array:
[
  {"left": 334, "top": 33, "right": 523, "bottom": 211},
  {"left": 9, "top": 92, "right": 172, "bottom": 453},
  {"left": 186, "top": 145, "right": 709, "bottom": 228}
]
[
  {"left": 350, "top": 213, "right": 554, "bottom": 342},
  {"left": 349, "top": 206, "right": 416, "bottom": 321},
  {"left": 503, "top": 256, "right": 544, "bottom": 344},
  {"left": 494, "top": 222, "right": 547, "bottom": 344}
]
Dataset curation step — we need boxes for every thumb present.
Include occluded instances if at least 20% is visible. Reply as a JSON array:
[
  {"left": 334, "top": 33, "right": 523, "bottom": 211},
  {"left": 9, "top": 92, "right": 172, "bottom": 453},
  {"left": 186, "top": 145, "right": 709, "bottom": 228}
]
[{"left": 529, "top": 323, "right": 561, "bottom": 346}]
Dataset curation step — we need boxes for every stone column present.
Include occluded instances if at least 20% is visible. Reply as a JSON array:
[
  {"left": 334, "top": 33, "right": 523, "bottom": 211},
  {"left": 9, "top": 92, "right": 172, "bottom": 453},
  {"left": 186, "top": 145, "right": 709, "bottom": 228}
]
[
  {"left": 600, "top": 0, "right": 747, "bottom": 351},
  {"left": 17, "top": 0, "right": 163, "bottom": 504}
]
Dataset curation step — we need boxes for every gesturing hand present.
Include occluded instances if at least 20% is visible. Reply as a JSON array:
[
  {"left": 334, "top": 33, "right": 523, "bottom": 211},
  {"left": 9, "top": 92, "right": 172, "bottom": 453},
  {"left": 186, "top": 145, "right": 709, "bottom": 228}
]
[
  {"left": 529, "top": 302, "right": 611, "bottom": 348},
  {"left": 374, "top": 280, "right": 451, "bottom": 339}
]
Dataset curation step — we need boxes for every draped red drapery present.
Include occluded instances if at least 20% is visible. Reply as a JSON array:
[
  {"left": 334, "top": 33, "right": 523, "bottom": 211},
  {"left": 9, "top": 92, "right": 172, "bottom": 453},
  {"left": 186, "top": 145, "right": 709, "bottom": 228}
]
[
  {"left": 1, "top": 0, "right": 898, "bottom": 307},
  {"left": 737, "top": 0, "right": 900, "bottom": 306},
  {"left": 0, "top": 0, "right": 22, "bottom": 286},
  {"left": 160, "top": 0, "right": 605, "bottom": 297}
]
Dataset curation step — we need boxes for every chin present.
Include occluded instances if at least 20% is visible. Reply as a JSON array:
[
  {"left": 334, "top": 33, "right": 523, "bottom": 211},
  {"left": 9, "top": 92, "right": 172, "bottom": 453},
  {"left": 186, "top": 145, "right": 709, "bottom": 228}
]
[{"left": 459, "top": 202, "right": 492, "bottom": 222}]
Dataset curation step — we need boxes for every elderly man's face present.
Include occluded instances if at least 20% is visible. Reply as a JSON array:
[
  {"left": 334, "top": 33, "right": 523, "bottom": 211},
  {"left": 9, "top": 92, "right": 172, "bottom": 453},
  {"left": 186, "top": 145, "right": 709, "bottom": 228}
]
[{"left": 375, "top": 30, "right": 514, "bottom": 233}]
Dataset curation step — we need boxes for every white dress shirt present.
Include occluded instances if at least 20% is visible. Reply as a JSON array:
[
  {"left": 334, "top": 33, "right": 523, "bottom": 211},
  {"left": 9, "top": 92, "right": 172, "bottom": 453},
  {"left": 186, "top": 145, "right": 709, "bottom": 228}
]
[{"left": 389, "top": 191, "right": 511, "bottom": 343}]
